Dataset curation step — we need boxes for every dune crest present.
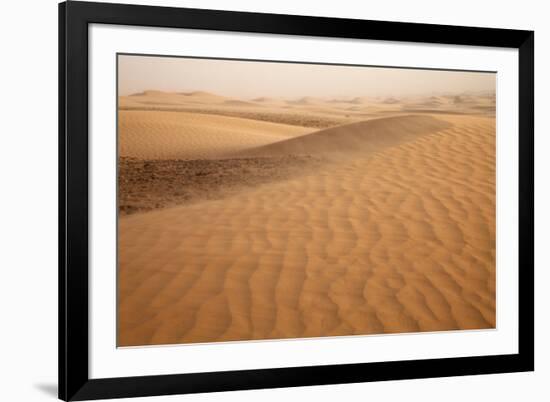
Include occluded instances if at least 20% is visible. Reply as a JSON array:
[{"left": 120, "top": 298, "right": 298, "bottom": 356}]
[{"left": 236, "top": 114, "right": 452, "bottom": 158}]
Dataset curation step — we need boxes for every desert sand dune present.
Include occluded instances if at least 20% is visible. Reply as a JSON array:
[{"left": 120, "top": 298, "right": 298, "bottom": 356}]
[
  {"left": 252, "top": 97, "right": 283, "bottom": 103},
  {"left": 179, "top": 90, "right": 221, "bottom": 97},
  {"left": 127, "top": 90, "right": 234, "bottom": 105},
  {"left": 287, "top": 96, "right": 323, "bottom": 106},
  {"left": 118, "top": 102, "right": 350, "bottom": 129},
  {"left": 223, "top": 99, "right": 261, "bottom": 107},
  {"left": 118, "top": 91, "right": 494, "bottom": 132},
  {"left": 118, "top": 112, "right": 495, "bottom": 346},
  {"left": 235, "top": 115, "right": 451, "bottom": 158},
  {"left": 129, "top": 90, "right": 170, "bottom": 97},
  {"left": 401, "top": 94, "right": 495, "bottom": 116},
  {"left": 347, "top": 96, "right": 375, "bottom": 105},
  {"left": 118, "top": 110, "right": 314, "bottom": 159}
]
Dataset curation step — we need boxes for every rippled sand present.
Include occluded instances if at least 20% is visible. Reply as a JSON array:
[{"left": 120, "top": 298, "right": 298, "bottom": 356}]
[{"left": 117, "top": 96, "right": 495, "bottom": 346}]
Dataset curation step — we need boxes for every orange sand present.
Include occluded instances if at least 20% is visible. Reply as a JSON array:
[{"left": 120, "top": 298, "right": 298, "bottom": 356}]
[{"left": 117, "top": 92, "right": 495, "bottom": 346}]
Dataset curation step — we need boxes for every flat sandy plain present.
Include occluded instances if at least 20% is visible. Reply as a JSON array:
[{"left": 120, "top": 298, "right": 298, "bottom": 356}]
[{"left": 117, "top": 90, "right": 496, "bottom": 346}]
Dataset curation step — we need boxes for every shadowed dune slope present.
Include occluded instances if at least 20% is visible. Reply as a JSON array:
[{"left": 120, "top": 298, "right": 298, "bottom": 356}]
[{"left": 235, "top": 115, "right": 452, "bottom": 158}]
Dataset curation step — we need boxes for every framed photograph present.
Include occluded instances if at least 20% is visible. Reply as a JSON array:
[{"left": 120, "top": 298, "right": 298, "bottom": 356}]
[{"left": 59, "top": 1, "right": 534, "bottom": 400}]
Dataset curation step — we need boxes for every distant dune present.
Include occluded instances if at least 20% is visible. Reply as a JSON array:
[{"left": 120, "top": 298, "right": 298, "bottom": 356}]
[
  {"left": 350, "top": 96, "right": 372, "bottom": 105},
  {"left": 179, "top": 90, "right": 224, "bottom": 98},
  {"left": 382, "top": 97, "right": 400, "bottom": 104},
  {"left": 128, "top": 90, "right": 169, "bottom": 96},
  {"left": 223, "top": 99, "right": 260, "bottom": 107},
  {"left": 287, "top": 96, "right": 323, "bottom": 106},
  {"left": 118, "top": 90, "right": 495, "bottom": 130},
  {"left": 252, "top": 97, "right": 281, "bottom": 103}
]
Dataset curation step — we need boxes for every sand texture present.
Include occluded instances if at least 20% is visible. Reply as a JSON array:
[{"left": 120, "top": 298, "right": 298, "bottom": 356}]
[{"left": 117, "top": 92, "right": 495, "bottom": 346}]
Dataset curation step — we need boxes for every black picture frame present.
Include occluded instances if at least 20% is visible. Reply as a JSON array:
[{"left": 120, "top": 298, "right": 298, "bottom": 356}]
[{"left": 59, "top": 1, "right": 534, "bottom": 400}]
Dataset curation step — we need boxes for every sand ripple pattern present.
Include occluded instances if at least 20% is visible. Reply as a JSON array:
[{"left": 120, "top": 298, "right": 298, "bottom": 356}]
[{"left": 118, "top": 114, "right": 495, "bottom": 346}]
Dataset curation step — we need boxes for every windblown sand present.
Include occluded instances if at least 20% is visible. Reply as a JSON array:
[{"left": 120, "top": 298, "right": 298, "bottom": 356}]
[{"left": 117, "top": 92, "right": 495, "bottom": 346}]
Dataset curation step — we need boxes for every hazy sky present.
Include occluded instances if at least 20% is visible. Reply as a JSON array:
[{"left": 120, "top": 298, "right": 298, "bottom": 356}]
[{"left": 118, "top": 54, "right": 495, "bottom": 99}]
